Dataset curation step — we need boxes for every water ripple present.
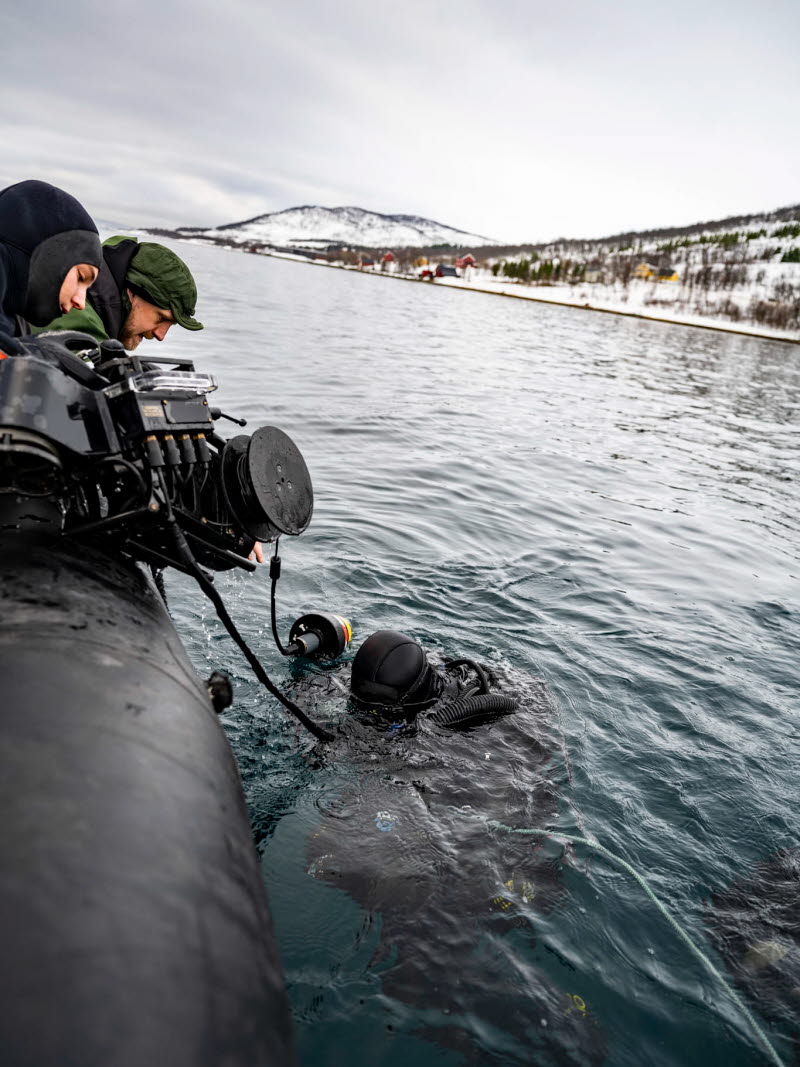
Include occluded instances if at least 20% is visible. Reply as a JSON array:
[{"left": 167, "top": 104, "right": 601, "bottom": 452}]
[{"left": 159, "top": 241, "right": 800, "bottom": 1067}]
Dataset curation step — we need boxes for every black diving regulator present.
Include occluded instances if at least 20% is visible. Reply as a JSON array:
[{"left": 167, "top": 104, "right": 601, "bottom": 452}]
[{"left": 0, "top": 331, "right": 350, "bottom": 738}]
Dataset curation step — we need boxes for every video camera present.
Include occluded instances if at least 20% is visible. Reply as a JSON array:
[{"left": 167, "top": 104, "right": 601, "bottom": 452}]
[
  {"left": 0, "top": 329, "right": 350, "bottom": 739},
  {"left": 0, "top": 331, "right": 313, "bottom": 574}
]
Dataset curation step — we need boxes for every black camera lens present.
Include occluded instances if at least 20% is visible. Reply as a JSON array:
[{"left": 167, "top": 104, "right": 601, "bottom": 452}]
[{"left": 220, "top": 426, "right": 313, "bottom": 543}]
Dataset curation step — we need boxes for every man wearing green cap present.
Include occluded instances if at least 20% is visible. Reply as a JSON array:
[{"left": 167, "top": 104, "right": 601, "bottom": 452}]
[{"left": 39, "top": 235, "right": 203, "bottom": 350}]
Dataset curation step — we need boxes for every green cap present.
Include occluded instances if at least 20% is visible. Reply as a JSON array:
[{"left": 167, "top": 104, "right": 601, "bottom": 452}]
[{"left": 125, "top": 241, "right": 203, "bottom": 331}]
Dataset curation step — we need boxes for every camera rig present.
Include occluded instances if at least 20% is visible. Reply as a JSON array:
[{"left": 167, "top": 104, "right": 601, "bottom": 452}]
[
  {"left": 0, "top": 332, "right": 313, "bottom": 572},
  {"left": 0, "top": 331, "right": 348, "bottom": 740}
]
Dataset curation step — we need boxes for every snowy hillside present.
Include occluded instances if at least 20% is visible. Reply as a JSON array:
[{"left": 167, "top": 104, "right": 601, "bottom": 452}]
[
  {"left": 174, "top": 205, "right": 495, "bottom": 249},
  {"left": 478, "top": 204, "right": 800, "bottom": 335}
]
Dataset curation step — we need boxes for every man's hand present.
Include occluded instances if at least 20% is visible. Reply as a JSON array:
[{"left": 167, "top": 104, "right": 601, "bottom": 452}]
[{"left": 249, "top": 542, "right": 264, "bottom": 564}]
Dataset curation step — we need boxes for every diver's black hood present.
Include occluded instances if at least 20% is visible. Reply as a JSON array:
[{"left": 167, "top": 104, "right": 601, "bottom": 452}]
[
  {"left": 350, "top": 630, "right": 442, "bottom": 714},
  {"left": 0, "top": 180, "right": 101, "bottom": 329}
]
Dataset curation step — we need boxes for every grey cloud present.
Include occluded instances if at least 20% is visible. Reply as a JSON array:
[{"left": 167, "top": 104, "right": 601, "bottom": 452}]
[{"left": 1, "top": 0, "right": 798, "bottom": 241}]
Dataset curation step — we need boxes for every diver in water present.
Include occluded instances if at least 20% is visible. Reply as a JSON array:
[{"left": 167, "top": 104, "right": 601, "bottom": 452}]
[
  {"left": 347, "top": 628, "right": 519, "bottom": 732},
  {"left": 278, "top": 629, "right": 608, "bottom": 1065}
]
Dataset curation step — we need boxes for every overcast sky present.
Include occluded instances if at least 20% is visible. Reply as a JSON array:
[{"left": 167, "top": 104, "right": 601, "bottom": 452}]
[{"left": 1, "top": 0, "right": 797, "bottom": 242}]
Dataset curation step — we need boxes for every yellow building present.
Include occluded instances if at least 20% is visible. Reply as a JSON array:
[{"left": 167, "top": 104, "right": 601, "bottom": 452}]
[{"left": 634, "top": 262, "right": 679, "bottom": 281}]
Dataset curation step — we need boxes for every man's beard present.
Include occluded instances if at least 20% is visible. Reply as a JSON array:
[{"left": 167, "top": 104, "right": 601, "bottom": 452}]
[{"left": 119, "top": 313, "right": 142, "bottom": 351}]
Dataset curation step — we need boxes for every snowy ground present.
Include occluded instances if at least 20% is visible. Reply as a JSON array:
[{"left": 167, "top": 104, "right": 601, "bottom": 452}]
[
  {"left": 469, "top": 221, "right": 800, "bottom": 342},
  {"left": 164, "top": 236, "right": 800, "bottom": 344},
  {"left": 421, "top": 268, "right": 800, "bottom": 343}
]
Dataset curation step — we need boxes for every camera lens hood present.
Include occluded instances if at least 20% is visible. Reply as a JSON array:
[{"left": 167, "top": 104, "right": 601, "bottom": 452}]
[{"left": 221, "top": 425, "right": 313, "bottom": 542}]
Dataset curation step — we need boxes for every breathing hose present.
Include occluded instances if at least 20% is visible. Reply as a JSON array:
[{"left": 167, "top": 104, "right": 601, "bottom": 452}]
[
  {"left": 465, "top": 814, "right": 785, "bottom": 1067},
  {"left": 444, "top": 657, "right": 490, "bottom": 694},
  {"left": 427, "top": 657, "right": 518, "bottom": 726},
  {"left": 430, "top": 693, "right": 519, "bottom": 727}
]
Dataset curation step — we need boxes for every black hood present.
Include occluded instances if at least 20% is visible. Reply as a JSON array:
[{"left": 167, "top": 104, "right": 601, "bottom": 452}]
[
  {"left": 350, "top": 630, "right": 442, "bottom": 715},
  {"left": 0, "top": 180, "right": 101, "bottom": 327}
]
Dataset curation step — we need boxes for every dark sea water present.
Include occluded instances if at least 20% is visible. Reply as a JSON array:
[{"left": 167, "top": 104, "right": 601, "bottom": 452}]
[{"left": 158, "top": 242, "right": 799, "bottom": 1066}]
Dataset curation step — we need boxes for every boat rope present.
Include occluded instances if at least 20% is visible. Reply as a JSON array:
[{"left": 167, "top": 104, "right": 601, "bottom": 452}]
[{"left": 463, "top": 813, "right": 785, "bottom": 1067}]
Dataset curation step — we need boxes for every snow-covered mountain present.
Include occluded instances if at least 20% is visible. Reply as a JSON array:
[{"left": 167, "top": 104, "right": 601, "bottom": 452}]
[{"left": 174, "top": 205, "right": 495, "bottom": 249}]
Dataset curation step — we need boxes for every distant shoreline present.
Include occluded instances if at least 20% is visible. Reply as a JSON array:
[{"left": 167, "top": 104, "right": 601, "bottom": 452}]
[{"left": 169, "top": 237, "right": 800, "bottom": 347}]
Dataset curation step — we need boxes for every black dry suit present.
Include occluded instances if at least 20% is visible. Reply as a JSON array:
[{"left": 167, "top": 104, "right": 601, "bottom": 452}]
[{"left": 0, "top": 180, "right": 101, "bottom": 336}]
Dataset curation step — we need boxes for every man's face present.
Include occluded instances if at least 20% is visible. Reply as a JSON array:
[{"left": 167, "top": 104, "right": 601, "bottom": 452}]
[{"left": 120, "top": 289, "right": 176, "bottom": 350}]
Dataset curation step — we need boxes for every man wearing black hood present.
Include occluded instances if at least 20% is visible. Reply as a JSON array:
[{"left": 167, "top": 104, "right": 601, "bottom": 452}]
[{"left": 0, "top": 180, "right": 102, "bottom": 337}]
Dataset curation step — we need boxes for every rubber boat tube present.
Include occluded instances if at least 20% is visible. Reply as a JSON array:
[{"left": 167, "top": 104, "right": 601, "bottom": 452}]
[{"left": 0, "top": 538, "right": 294, "bottom": 1067}]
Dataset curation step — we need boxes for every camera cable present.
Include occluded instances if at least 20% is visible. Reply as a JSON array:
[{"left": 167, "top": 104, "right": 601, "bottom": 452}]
[{"left": 155, "top": 470, "right": 334, "bottom": 742}]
